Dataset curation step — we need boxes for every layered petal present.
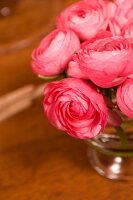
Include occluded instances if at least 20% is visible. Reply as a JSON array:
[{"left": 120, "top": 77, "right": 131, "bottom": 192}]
[
  {"left": 44, "top": 78, "right": 108, "bottom": 139},
  {"left": 32, "top": 29, "right": 80, "bottom": 76},
  {"left": 107, "top": 0, "right": 133, "bottom": 36},
  {"left": 68, "top": 36, "right": 133, "bottom": 88},
  {"left": 56, "top": 0, "right": 108, "bottom": 41}
]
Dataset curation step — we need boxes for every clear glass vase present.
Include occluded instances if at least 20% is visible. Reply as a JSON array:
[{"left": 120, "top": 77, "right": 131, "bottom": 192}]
[{"left": 87, "top": 118, "right": 133, "bottom": 181}]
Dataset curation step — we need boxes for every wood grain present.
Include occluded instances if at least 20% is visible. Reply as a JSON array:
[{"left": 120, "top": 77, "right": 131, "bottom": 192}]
[
  {"left": 0, "top": 98, "right": 133, "bottom": 200},
  {"left": 0, "top": 0, "right": 133, "bottom": 200}
]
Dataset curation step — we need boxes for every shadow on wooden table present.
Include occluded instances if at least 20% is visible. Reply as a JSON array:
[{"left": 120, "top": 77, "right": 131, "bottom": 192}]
[{"left": 0, "top": 97, "right": 91, "bottom": 190}]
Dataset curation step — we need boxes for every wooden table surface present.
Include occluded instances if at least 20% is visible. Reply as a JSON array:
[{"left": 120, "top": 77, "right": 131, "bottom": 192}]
[{"left": 0, "top": 1, "right": 133, "bottom": 200}]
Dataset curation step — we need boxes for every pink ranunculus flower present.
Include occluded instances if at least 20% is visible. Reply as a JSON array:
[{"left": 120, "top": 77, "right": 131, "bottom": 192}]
[
  {"left": 107, "top": 0, "right": 133, "bottom": 36},
  {"left": 56, "top": 0, "right": 108, "bottom": 41},
  {"left": 32, "top": 29, "right": 80, "bottom": 77},
  {"left": 44, "top": 78, "right": 108, "bottom": 139},
  {"left": 68, "top": 36, "right": 133, "bottom": 88},
  {"left": 117, "top": 78, "right": 133, "bottom": 118}
]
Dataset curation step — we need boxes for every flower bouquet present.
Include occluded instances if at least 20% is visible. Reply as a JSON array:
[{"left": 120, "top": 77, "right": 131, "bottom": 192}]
[{"left": 31, "top": 0, "right": 133, "bottom": 181}]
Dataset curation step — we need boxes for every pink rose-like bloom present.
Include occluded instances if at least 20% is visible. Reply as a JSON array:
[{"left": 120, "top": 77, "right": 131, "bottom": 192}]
[
  {"left": 32, "top": 29, "right": 80, "bottom": 77},
  {"left": 56, "top": 0, "right": 108, "bottom": 41},
  {"left": 117, "top": 78, "right": 133, "bottom": 118},
  {"left": 68, "top": 36, "right": 133, "bottom": 88},
  {"left": 44, "top": 78, "right": 108, "bottom": 139},
  {"left": 107, "top": 0, "right": 133, "bottom": 35}
]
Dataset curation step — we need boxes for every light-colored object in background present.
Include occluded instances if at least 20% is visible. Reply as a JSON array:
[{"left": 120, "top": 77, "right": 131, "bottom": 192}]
[{"left": 0, "top": 83, "right": 46, "bottom": 122}]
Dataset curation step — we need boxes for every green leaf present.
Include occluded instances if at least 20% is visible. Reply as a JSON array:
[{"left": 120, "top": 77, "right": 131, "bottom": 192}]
[
  {"left": 38, "top": 75, "right": 59, "bottom": 80},
  {"left": 115, "top": 126, "right": 129, "bottom": 149}
]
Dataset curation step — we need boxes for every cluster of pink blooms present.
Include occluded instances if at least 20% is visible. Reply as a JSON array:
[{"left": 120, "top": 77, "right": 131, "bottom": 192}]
[{"left": 32, "top": 0, "right": 133, "bottom": 139}]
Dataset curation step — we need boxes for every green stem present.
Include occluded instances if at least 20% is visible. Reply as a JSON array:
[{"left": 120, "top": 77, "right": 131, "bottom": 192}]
[
  {"left": 38, "top": 73, "right": 65, "bottom": 81},
  {"left": 86, "top": 140, "right": 133, "bottom": 157},
  {"left": 115, "top": 126, "right": 129, "bottom": 149}
]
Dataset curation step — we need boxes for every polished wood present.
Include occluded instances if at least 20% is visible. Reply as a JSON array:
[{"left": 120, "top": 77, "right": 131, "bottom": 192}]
[
  {"left": 0, "top": 98, "right": 133, "bottom": 200},
  {"left": 0, "top": 0, "right": 133, "bottom": 199}
]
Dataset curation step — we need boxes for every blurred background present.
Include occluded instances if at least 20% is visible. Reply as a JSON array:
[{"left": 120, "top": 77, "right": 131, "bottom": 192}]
[
  {"left": 0, "top": 0, "right": 77, "bottom": 95},
  {"left": 0, "top": 0, "right": 78, "bottom": 120}
]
